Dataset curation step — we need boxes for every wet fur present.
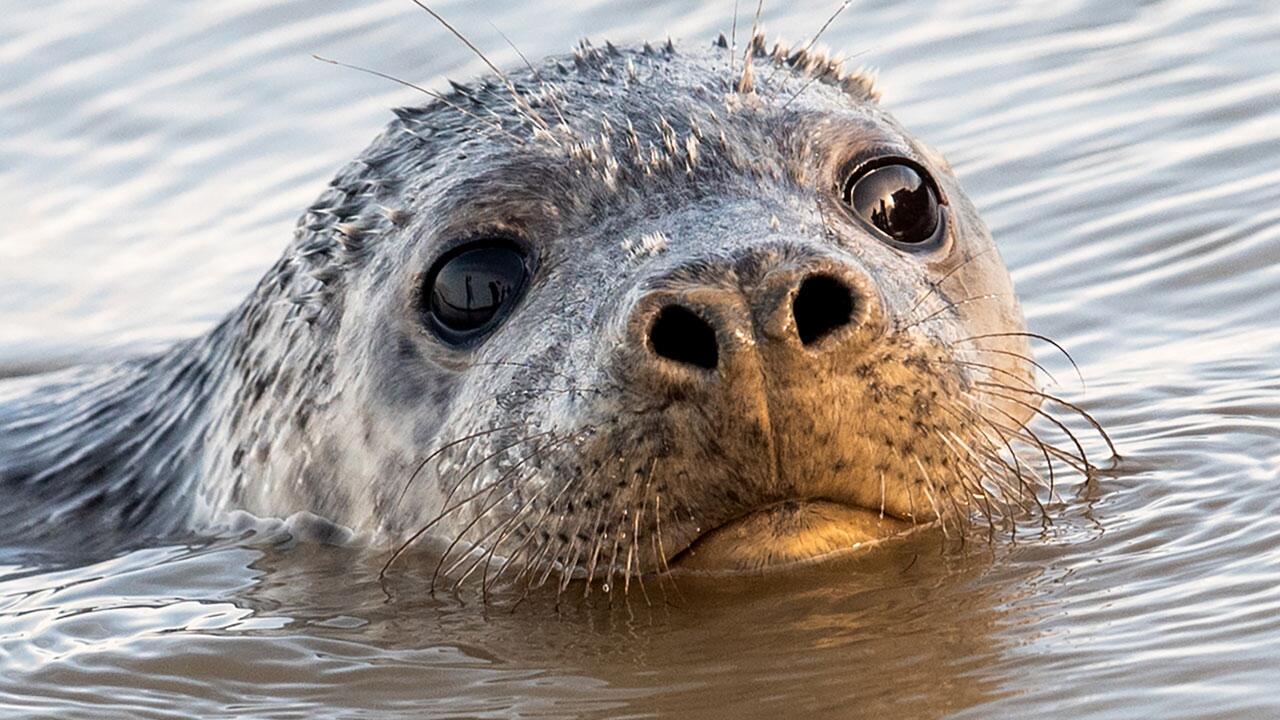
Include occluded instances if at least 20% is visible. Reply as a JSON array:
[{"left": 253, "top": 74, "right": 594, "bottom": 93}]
[{"left": 0, "top": 25, "right": 1112, "bottom": 594}]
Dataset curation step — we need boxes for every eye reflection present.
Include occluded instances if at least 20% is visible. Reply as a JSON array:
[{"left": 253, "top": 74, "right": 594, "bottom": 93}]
[
  {"left": 424, "top": 242, "right": 530, "bottom": 344},
  {"left": 842, "top": 161, "right": 942, "bottom": 247}
]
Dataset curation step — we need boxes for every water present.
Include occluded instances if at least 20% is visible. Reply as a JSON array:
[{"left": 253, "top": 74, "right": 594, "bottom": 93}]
[{"left": 2, "top": 0, "right": 1279, "bottom": 717}]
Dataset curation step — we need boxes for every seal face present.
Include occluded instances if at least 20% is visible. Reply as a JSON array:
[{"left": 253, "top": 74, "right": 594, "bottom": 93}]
[{"left": 0, "top": 34, "right": 1104, "bottom": 588}]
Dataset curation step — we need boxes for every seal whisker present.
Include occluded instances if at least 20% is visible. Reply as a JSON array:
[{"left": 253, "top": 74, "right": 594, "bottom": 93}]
[
  {"left": 729, "top": 0, "right": 741, "bottom": 75},
  {"left": 973, "top": 405, "right": 1086, "bottom": 486},
  {"left": 879, "top": 469, "right": 886, "bottom": 520},
  {"left": 955, "top": 332, "right": 1087, "bottom": 390},
  {"left": 556, "top": 487, "right": 606, "bottom": 599},
  {"left": 482, "top": 445, "right": 599, "bottom": 604},
  {"left": 599, "top": 481, "right": 640, "bottom": 599},
  {"left": 555, "top": 518, "right": 592, "bottom": 600},
  {"left": 945, "top": 447, "right": 997, "bottom": 532},
  {"left": 905, "top": 246, "right": 998, "bottom": 320},
  {"left": 993, "top": 412, "right": 1059, "bottom": 500},
  {"left": 406, "top": 437, "right": 552, "bottom": 585},
  {"left": 505, "top": 529, "right": 562, "bottom": 612},
  {"left": 902, "top": 461, "right": 922, "bottom": 527},
  {"left": 932, "top": 437, "right": 1001, "bottom": 536},
  {"left": 607, "top": 470, "right": 657, "bottom": 600},
  {"left": 395, "top": 422, "right": 535, "bottom": 507},
  {"left": 652, "top": 491, "right": 685, "bottom": 605},
  {"left": 972, "top": 398, "right": 1092, "bottom": 477},
  {"left": 948, "top": 374, "right": 1061, "bottom": 510},
  {"left": 625, "top": 464, "right": 659, "bottom": 606},
  {"left": 487, "top": 22, "right": 572, "bottom": 129},
  {"left": 623, "top": 523, "right": 639, "bottom": 601},
  {"left": 934, "top": 436, "right": 1000, "bottom": 541},
  {"left": 603, "top": 506, "right": 628, "bottom": 601},
  {"left": 578, "top": 454, "right": 649, "bottom": 599},
  {"left": 486, "top": 520, "right": 543, "bottom": 600},
  {"left": 943, "top": 428, "right": 1028, "bottom": 534},
  {"left": 925, "top": 356, "right": 1038, "bottom": 393},
  {"left": 959, "top": 346, "right": 1063, "bottom": 388},
  {"left": 506, "top": 520, "right": 558, "bottom": 589},
  {"left": 988, "top": 437, "right": 1052, "bottom": 529},
  {"left": 642, "top": 485, "right": 672, "bottom": 607},
  {"left": 896, "top": 292, "right": 1017, "bottom": 333},
  {"left": 443, "top": 476, "right": 544, "bottom": 592},
  {"left": 763, "top": 0, "right": 854, "bottom": 93},
  {"left": 430, "top": 433, "right": 581, "bottom": 593},
  {"left": 638, "top": 455, "right": 682, "bottom": 603},
  {"left": 942, "top": 397, "right": 1059, "bottom": 504},
  {"left": 439, "top": 484, "right": 530, "bottom": 601},
  {"left": 311, "top": 55, "right": 527, "bottom": 145},
  {"left": 513, "top": 459, "right": 608, "bottom": 600},
  {"left": 912, "top": 457, "right": 951, "bottom": 541},
  {"left": 975, "top": 382, "right": 1118, "bottom": 461},
  {"left": 380, "top": 431, "right": 566, "bottom": 585},
  {"left": 533, "top": 518, "right": 575, "bottom": 591},
  {"left": 960, "top": 404, "right": 1053, "bottom": 508},
  {"left": 432, "top": 429, "right": 558, "bottom": 520},
  {"left": 581, "top": 495, "right": 612, "bottom": 597},
  {"left": 737, "top": 1, "right": 764, "bottom": 93},
  {"left": 975, "top": 387, "right": 1096, "bottom": 472},
  {"left": 506, "top": 487, "right": 589, "bottom": 601},
  {"left": 405, "top": 1, "right": 553, "bottom": 135},
  {"left": 469, "top": 507, "right": 533, "bottom": 602},
  {"left": 556, "top": 541, "right": 582, "bottom": 599}
]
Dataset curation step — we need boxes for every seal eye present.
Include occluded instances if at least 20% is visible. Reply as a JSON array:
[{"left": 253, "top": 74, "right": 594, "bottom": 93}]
[
  {"left": 423, "top": 241, "right": 530, "bottom": 344},
  {"left": 841, "top": 160, "right": 944, "bottom": 248}
]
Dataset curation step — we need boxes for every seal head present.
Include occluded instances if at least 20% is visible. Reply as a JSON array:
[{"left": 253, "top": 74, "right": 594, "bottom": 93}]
[
  {"left": 204, "top": 36, "right": 1039, "bottom": 577},
  {"left": 1, "top": 36, "right": 1058, "bottom": 582}
]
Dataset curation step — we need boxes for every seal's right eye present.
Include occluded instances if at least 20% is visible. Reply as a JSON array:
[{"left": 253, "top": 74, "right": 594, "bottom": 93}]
[
  {"left": 422, "top": 240, "right": 531, "bottom": 345},
  {"left": 841, "top": 158, "right": 945, "bottom": 250}
]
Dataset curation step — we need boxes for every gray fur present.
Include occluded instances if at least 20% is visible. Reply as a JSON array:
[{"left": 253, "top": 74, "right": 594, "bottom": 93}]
[{"left": 0, "top": 35, "right": 1053, "bottom": 581}]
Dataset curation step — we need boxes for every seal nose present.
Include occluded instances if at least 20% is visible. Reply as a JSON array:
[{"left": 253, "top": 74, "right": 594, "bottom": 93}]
[
  {"left": 791, "top": 274, "right": 857, "bottom": 347},
  {"left": 648, "top": 304, "right": 719, "bottom": 370},
  {"left": 635, "top": 260, "right": 875, "bottom": 378}
]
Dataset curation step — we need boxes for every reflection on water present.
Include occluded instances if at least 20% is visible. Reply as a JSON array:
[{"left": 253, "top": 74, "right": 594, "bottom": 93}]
[
  {"left": 2, "top": 0, "right": 1280, "bottom": 717},
  {"left": 3, "top": 529, "right": 1023, "bottom": 717}
]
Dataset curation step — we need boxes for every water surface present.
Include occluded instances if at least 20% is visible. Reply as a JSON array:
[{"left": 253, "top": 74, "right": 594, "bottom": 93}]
[{"left": 2, "top": 1, "right": 1279, "bottom": 717}]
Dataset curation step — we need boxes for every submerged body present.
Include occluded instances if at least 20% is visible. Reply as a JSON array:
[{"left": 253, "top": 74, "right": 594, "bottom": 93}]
[{"left": 0, "top": 34, "right": 1053, "bottom": 583}]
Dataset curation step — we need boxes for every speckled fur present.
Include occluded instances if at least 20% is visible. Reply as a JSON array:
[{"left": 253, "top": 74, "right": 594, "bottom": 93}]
[{"left": 0, "top": 35, "right": 1040, "bottom": 575}]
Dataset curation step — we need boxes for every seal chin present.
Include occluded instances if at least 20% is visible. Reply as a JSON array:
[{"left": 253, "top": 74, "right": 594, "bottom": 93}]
[{"left": 673, "top": 500, "right": 914, "bottom": 574}]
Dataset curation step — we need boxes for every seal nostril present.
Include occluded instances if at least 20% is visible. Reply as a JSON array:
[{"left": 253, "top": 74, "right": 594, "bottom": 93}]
[
  {"left": 648, "top": 305, "right": 719, "bottom": 370},
  {"left": 793, "top": 275, "right": 856, "bottom": 346}
]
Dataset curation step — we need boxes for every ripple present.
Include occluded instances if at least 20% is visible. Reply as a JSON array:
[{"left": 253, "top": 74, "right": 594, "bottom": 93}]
[{"left": 3, "top": 0, "right": 1280, "bottom": 717}]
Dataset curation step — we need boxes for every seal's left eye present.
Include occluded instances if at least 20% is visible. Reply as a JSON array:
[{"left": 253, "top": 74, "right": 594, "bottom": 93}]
[
  {"left": 841, "top": 159, "right": 945, "bottom": 249},
  {"left": 423, "top": 241, "right": 531, "bottom": 345}
]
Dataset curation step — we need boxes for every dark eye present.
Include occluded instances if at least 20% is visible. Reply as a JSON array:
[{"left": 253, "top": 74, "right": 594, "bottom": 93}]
[
  {"left": 423, "top": 240, "right": 531, "bottom": 345},
  {"left": 841, "top": 159, "right": 944, "bottom": 248}
]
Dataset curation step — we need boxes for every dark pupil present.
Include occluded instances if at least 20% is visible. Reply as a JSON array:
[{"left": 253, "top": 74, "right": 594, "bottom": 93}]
[
  {"left": 848, "top": 164, "right": 939, "bottom": 244},
  {"left": 429, "top": 246, "right": 526, "bottom": 333}
]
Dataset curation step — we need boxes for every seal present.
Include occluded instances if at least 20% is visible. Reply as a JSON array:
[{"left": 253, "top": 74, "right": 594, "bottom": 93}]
[{"left": 0, "top": 30, "right": 1110, "bottom": 588}]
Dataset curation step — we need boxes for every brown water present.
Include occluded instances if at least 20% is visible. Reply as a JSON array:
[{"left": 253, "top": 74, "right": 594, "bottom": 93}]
[{"left": 3, "top": 1, "right": 1279, "bottom": 717}]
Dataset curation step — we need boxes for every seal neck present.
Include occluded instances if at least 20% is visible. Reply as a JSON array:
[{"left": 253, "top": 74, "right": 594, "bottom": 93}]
[{"left": 0, "top": 331, "right": 227, "bottom": 552}]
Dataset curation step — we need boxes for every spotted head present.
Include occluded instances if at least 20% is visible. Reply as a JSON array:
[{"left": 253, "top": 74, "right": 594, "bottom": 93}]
[{"left": 204, "top": 33, "right": 1109, "bottom": 594}]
